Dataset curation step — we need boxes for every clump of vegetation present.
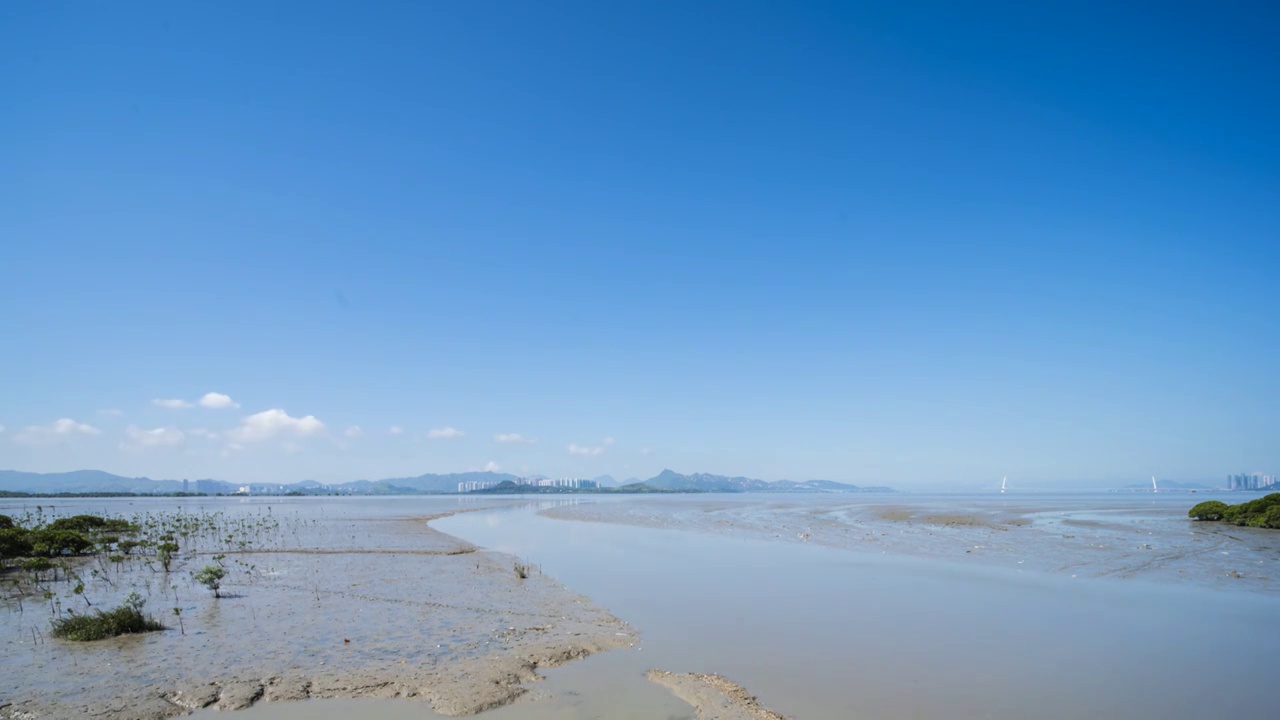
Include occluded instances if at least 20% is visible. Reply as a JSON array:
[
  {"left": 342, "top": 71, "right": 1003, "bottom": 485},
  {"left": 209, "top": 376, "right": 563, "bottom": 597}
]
[
  {"left": 1188, "top": 501, "right": 1229, "bottom": 521},
  {"left": 513, "top": 562, "right": 532, "bottom": 579},
  {"left": 1189, "top": 494, "right": 1280, "bottom": 528},
  {"left": 28, "top": 528, "right": 94, "bottom": 557},
  {"left": 46, "top": 515, "right": 135, "bottom": 534},
  {"left": 4, "top": 507, "right": 297, "bottom": 625},
  {"left": 194, "top": 565, "right": 227, "bottom": 597},
  {"left": 49, "top": 591, "right": 164, "bottom": 641},
  {"left": 0, "top": 528, "right": 33, "bottom": 561}
]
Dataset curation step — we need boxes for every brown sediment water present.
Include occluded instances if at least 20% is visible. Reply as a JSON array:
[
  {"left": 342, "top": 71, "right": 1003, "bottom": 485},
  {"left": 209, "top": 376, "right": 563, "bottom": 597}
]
[
  {"left": 436, "top": 493, "right": 1280, "bottom": 720},
  {"left": 0, "top": 497, "right": 634, "bottom": 719}
]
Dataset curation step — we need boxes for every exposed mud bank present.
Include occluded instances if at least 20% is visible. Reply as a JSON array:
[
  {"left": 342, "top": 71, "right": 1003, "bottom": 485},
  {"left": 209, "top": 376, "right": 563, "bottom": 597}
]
[
  {"left": 1, "top": 503, "right": 635, "bottom": 719},
  {"left": 540, "top": 496, "right": 1280, "bottom": 592},
  {"left": 647, "top": 670, "right": 788, "bottom": 720}
]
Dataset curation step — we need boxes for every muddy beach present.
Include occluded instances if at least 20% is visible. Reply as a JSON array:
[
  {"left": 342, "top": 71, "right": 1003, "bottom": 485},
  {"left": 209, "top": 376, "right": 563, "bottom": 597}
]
[{"left": 0, "top": 498, "right": 635, "bottom": 719}]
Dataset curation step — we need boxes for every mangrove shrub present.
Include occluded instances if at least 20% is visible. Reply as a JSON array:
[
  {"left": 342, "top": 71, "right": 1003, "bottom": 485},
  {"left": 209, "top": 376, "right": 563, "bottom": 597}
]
[
  {"left": 1188, "top": 494, "right": 1280, "bottom": 529},
  {"left": 50, "top": 591, "right": 164, "bottom": 641},
  {"left": 1188, "top": 501, "right": 1229, "bottom": 521}
]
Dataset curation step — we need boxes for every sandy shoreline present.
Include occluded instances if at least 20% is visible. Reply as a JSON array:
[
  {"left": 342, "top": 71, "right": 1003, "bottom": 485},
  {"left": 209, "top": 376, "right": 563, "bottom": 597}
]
[{"left": 1, "top": 503, "right": 636, "bottom": 719}]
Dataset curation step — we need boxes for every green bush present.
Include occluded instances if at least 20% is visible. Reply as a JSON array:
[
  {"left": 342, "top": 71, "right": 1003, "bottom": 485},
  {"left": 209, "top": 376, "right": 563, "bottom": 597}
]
[
  {"left": 47, "top": 515, "right": 108, "bottom": 533},
  {"left": 46, "top": 515, "right": 135, "bottom": 534},
  {"left": 28, "top": 529, "right": 93, "bottom": 557},
  {"left": 21, "top": 557, "right": 54, "bottom": 574},
  {"left": 0, "top": 528, "right": 33, "bottom": 560},
  {"left": 1188, "top": 501, "right": 1229, "bottom": 521},
  {"left": 0, "top": 514, "right": 14, "bottom": 530},
  {"left": 50, "top": 592, "right": 164, "bottom": 641},
  {"left": 1265, "top": 506, "right": 1280, "bottom": 529},
  {"left": 1189, "top": 494, "right": 1280, "bottom": 529}
]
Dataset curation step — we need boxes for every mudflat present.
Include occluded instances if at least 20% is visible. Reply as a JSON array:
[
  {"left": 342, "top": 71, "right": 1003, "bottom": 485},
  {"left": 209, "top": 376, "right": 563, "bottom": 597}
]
[
  {"left": 539, "top": 493, "right": 1280, "bottom": 592},
  {"left": 0, "top": 499, "right": 634, "bottom": 719}
]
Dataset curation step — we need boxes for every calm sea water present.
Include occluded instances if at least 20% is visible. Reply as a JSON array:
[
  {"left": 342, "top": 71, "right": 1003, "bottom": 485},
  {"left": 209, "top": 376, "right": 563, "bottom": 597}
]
[{"left": 437, "top": 492, "right": 1280, "bottom": 720}]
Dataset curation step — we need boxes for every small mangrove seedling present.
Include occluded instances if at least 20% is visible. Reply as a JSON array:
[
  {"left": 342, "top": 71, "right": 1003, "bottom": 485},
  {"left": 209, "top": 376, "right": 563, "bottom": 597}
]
[
  {"left": 513, "top": 562, "right": 532, "bottom": 580},
  {"left": 156, "top": 537, "right": 179, "bottom": 573},
  {"left": 172, "top": 607, "right": 185, "bottom": 635},
  {"left": 194, "top": 564, "right": 227, "bottom": 598}
]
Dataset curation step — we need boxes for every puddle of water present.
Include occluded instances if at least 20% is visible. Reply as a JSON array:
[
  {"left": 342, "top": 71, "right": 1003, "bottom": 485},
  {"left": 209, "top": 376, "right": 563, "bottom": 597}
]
[{"left": 436, "top": 499, "right": 1280, "bottom": 720}]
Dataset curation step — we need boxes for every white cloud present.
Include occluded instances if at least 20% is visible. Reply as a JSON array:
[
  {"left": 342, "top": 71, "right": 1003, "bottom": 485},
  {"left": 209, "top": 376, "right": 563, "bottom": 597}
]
[
  {"left": 121, "top": 425, "right": 185, "bottom": 450},
  {"left": 567, "top": 443, "right": 605, "bottom": 456},
  {"left": 484, "top": 461, "right": 500, "bottom": 472},
  {"left": 603, "top": 436, "right": 616, "bottom": 445},
  {"left": 199, "top": 392, "right": 239, "bottom": 409},
  {"left": 227, "top": 408, "right": 325, "bottom": 443},
  {"left": 189, "top": 428, "right": 219, "bottom": 439},
  {"left": 153, "top": 398, "right": 193, "bottom": 409},
  {"left": 344, "top": 425, "right": 364, "bottom": 438},
  {"left": 389, "top": 425, "right": 404, "bottom": 435},
  {"left": 428, "top": 427, "right": 465, "bottom": 439},
  {"left": 98, "top": 409, "right": 124, "bottom": 417},
  {"left": 13, "top": 418, "right": 102, "bottom": 445},
  {"left": 640, "top": 447, "right": 655, "bottom": 456},
  {"left": 494, "top": 433, "right": 535, "bottom": 444}
]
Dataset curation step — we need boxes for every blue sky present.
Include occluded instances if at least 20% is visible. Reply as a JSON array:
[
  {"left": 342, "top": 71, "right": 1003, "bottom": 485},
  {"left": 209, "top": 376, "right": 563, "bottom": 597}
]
[{"left": 2, "top": 1, "right": 1276, "bottom": 487}]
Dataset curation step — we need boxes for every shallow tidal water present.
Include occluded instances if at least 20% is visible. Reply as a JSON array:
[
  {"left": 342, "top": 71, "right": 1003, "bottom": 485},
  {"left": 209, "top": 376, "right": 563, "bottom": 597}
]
[
  {"left": 434, "top": 493, "right": 1280, "bottom": 719},
  {"left": 6, "top": 493, "right": 1279, "bottom": 719}
]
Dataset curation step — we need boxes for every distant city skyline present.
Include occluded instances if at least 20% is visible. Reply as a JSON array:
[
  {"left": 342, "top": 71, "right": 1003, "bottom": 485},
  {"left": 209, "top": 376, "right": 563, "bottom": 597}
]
[
  {"left": 3, "top": 3, "right": 1277, "bottom": 486},
  {"left": 1226, "top": 473, "right": 1276, "bottom": 491}
]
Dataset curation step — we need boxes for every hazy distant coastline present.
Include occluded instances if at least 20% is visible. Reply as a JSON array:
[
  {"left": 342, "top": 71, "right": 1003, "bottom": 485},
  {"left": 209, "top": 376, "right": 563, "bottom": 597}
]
[{"left": 0, "top": 468, "right": 894, "bottom": 497}]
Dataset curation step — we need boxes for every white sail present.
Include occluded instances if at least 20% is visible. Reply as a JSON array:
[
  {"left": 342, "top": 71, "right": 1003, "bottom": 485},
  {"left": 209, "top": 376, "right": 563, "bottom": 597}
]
[
  {"left": 1152, "top": 476, "right": 1158, "bottom": 493},
  {"left": 1001, "top": 476, "right": 1007, "bottom": 493}
]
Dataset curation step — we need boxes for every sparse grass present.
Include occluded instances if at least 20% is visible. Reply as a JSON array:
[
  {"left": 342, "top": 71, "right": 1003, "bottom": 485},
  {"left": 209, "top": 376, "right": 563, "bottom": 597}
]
[
  {"left": 513, "top": 562, "right": 532, "bottom": 580},
  {"left": 49, "top": 592, "right": 163, "bottom": 641},
  {"left": 4, "top": 508, "right": 297, "bottom": 623}
]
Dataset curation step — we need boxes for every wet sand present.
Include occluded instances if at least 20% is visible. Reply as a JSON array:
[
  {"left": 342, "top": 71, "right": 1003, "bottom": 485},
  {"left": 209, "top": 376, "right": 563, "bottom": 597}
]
[
  {"left": 539, "top": 493, "right": 1280, "bottom": 593},
  {"left": 647, "top": 671, "right": 787, "bottom": 720},
  {"left": 1, "top": 499, "right": 635, "bottom": 719}
]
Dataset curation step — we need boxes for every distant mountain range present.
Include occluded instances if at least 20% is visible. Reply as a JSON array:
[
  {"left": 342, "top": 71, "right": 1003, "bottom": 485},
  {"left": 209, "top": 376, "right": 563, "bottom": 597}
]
[
  {"left": 0, "top": 468, "right": 893, "bottom": 496},
  {"left": 0, "top": 469, "right": 224, "bottom": 495},
  {"left": 644, "top": 469, "right": 892, "bottom": 493},
  {"left": 0, "top": 469, "right": 520, "bottom": 496}
]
